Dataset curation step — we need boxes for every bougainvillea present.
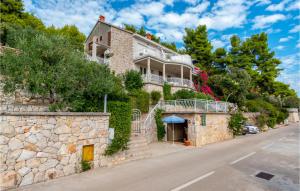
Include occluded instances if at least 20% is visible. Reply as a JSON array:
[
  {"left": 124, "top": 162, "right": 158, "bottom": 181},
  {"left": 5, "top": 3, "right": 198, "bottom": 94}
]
[{"left": 193, "top": 69, "right": 218, "bottom": 100}]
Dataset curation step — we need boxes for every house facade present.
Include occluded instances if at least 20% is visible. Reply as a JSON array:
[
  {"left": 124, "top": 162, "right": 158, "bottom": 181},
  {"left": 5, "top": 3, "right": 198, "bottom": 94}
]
[{"left": 85, "top": 15, "right": 194, "bottom": 93}]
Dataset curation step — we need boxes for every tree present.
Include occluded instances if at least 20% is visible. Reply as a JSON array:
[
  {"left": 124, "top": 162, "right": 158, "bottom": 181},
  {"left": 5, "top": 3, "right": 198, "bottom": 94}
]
[
  {"left": 183, "top": 25, "right": 213, "bottom": 71},
  {"left": 46, "top": 25, "right": 86, "bottom": 51},
  {"left": 212, "top": 47, "right": 229, "bottom": 74},
  {"left": 124, "top": 24, "right": 136, "bottom": 33},
  {"left": 137, "top": 26, "right": 146, "bottom": 36},
  {"left": 208, "top": 67, "right": 251, "bottom": 106},
  {"left": 0, "top": 27, "right": 114, "bottom": 110},
  {"left": 0, "top": 0, "right": 45, "bottom": 43},
  {"left": 124, "top": 70, "right": 143, "bottom": 91}
]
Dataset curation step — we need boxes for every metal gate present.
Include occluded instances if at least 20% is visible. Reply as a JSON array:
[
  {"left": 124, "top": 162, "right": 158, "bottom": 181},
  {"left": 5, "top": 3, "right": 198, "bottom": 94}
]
[{"left": 132, "top": 109, "right": 141, "bottom": 133}]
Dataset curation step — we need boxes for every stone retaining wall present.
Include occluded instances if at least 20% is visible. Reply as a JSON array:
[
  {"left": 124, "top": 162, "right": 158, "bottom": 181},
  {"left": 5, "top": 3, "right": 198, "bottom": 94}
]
[{"left": 0, "top": 112, "right": 110, "bottom": 190}]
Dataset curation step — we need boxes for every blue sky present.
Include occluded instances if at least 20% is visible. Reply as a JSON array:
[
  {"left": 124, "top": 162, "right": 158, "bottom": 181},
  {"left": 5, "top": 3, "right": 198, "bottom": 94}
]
[{"left": 24, "top": 0, "right": 299, "bottom": 95}]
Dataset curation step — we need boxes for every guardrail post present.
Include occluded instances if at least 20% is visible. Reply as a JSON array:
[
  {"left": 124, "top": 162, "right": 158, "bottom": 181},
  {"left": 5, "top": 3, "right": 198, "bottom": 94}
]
[
  {"left": 215, "top": 102, "right": 218, "bottom": 112},
  {"left": 206, "top": 100, "right": 208, "bottom": 112},
  {"left": 174, "top": 100, "right": 177, "bottom": 111},
  {"left": 225, "top": 102, "right": 227, "bottom": 112}
]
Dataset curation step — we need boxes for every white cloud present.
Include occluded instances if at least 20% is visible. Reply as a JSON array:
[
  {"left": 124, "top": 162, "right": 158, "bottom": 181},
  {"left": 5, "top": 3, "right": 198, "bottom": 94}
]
[
  {"left": 287, "top": 1, "right": 300, "bottom": 10},
  {"left": 266, "top": 0, "right": 291, "bottom": 11},
  {"left": 183, "top": 0, "right": 200, "bottom": 5},
  {"left": 197, "top": 0, "right": 249, "bottom": 31},
  {"left": 275, "top": 45, "right": 285, "bottom": 50},
  {"left": 23, "top": 0, "right": 115, "bottom": 35},
  {"left": 289, "top": 25, "right": 300, "bottom": 33},
  {"left": 252, "top": 14, "right": 286, "bottom": 29},
  {"left": 185, "top": 0, "right": 210, "bottom": 13},
  {"left": 254, "top": 0, "right": 271, "bottom": 6},
  {"left": 211, "top": 39, "right": 225, "bottom": 49},
  {"left": 277, "top": 53, "right": 300, "bottom": 96},
  {"left": 279, "top": 36, "right": 293, "bottom": 42},
  {"left": 265, "top": 28, "right": 281, "bottom": 34}
]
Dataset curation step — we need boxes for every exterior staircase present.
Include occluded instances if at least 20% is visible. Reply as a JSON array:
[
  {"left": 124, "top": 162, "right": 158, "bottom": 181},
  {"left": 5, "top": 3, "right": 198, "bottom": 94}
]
[{"left": 126, "top": 134, "right": 151, "bottom": 161}]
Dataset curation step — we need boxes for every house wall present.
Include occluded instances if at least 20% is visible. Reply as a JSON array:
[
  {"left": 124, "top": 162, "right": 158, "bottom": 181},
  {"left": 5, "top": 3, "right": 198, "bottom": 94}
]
[
  {"left": 85, "top": 22, "right": 111, "bottom": 48},
  {"left": 0, "top": 112, "right": 110, "bottom": 190},
  {"left": 109, "top": 27, "right": 135, "bottom": 74}
]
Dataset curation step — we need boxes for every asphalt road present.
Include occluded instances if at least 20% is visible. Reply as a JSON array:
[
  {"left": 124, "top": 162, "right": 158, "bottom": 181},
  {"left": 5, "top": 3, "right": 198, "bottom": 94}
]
[{"left": 17, "top": 123, "right": 300, "bottom": 191}]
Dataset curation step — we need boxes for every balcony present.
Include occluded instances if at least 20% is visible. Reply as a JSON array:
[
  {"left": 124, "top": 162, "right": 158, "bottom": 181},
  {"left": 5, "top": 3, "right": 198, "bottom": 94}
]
[
  {"left": 134, "top": 48, "right": 192, "bottom": 66},
  {"left": 142, "top": 74, "right": 194, "bottom": 88},
  {"left": 86, "top": 54, "right": 107, "bottom": 65}
]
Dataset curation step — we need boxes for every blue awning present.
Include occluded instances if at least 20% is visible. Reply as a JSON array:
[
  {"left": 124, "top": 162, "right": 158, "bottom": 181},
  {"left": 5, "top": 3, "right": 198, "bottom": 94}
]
[{"left": 162, "top": 115, "right": 185, "bottom": 124}]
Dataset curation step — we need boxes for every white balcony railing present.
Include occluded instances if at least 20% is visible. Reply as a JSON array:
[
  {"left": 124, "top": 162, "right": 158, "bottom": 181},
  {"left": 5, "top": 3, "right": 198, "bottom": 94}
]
[
  {"left": 134, "top": 48, "right": 192, "bottom": 65},
  {"left": 86, "top": 54, "right": 107, "bottom": 64},
  {"left": 142, "top": 74, "right": 193, "bottom": 88}
]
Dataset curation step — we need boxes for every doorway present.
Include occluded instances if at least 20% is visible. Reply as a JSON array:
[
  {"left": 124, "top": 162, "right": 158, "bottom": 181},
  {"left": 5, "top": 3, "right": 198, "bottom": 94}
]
[{"left": 167, "top": 120, "right": 188, "bottom": 142}]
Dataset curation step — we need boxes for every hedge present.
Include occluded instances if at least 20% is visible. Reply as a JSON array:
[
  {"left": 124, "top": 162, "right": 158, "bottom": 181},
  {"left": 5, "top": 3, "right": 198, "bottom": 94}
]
[
  {"left": 151, "top": 91, "right": 161, "bottom": 105},
  {"left": 228, "top": 111, "right": 246, "bottom": 135},
  {"left": 155, "top": 109, "right": 166, "bottom": 141},
  {"left": 163, "top": 83, "right": 172, "bottom": 100},
  {"left": 105, "top": 101, "right": 132, "bottom": 155},
  {"left": 129, "top": 90, "right": 150, "bottom": 113}
]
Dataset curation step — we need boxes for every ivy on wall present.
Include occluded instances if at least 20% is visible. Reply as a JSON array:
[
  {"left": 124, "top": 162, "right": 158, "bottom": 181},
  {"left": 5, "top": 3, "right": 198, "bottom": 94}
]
[
  {"left": 155, "top": 109, "right": 166, "bottom": 141},
  {"left": 105, "top": 101, "right": 132, "bottom": 155},
  {"left": 163, "top": 83, "right": 172, "bottom": 100},
  {"left": 129, "top": 90, "right": 150, "bottom": 113}
]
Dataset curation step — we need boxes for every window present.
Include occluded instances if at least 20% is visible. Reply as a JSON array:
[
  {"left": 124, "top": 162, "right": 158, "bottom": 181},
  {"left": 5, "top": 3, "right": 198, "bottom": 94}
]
[
  {"left": 201, "top": 114, "right": 206, "bottom": 126},
  {"left": 100, "top": 36, "right": 102, "bottom": 41},
  {"left": 159, "top": 71, "right": 163, "bottom": 76},
  {"left": 144, "top": 68, "right": 146, "bottom": 74}
]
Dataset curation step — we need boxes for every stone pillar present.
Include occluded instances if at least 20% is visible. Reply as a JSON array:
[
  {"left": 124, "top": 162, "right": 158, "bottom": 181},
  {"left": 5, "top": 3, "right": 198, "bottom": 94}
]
[
  {"left": 163, "top": 63, "right": 166, "bottom": 82},
  {"left": 92, "top": 41, "right": 97, "bottom": 61},
  {"left": 147, "top": 58, "right": 151, "bottom": 82},
  {"left": 181, "top": 65, "right": 183, "bottom": 86}
]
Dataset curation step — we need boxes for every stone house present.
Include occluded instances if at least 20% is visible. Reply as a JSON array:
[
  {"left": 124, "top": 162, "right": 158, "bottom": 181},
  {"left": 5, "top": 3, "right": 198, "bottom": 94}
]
[{"left": 85, "top": 15, "right": 194, "bottom": 93}]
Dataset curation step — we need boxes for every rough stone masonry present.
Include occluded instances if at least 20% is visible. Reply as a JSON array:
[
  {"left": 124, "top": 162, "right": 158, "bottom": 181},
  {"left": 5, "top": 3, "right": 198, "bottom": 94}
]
[{"left": 0, "top": 112, "right": 110, "bottom": 190}]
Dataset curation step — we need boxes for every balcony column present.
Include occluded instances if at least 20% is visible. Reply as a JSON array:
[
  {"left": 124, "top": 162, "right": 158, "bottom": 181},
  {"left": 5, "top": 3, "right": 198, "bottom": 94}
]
[
  {"left": 190, "top": 68, "right": 192, "bottom": 87},
  {"left": 163, "top": 63, "right": 166, "bottom": 82},
  {"left": 147, "top": 57, "right": 151, "bottom": 82},
  {"left": 181, "top": 65, "right": 183, "bottom": 86}
]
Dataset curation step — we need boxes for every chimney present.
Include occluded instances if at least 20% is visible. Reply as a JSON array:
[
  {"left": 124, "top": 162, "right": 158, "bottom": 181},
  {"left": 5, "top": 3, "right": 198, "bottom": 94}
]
[
  {"left": 99, "top": 15, "right": 105, "bottom": 22},
  {"left": 146, "top": 33, "right": 152, "bottom": 40}
]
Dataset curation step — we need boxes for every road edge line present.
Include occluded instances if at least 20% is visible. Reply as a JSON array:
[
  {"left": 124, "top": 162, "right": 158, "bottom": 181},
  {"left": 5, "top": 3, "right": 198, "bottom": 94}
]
[{"left": 230, "top": 152, "right": 256, "bottom": 165}]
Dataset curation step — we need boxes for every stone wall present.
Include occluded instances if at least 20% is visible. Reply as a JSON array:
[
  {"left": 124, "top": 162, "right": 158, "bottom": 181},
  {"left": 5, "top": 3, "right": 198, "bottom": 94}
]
[
  {"left": 0, "top": 112, "right": 110, "bottom": 190},
  {"left": 243, "top": 112, "right": 260, "bottom": 125},
  {"left": 162, "top": 112, "right": 233, "bottom": 147},
  {"left": 287, "top": 108, "right": 299, "bottom": 122},
  {"left": 110, "top": 27, "right": 135, "bottom": 74},
  {"left": 0, "top": 77, "right": 49, "bottom": 112}
]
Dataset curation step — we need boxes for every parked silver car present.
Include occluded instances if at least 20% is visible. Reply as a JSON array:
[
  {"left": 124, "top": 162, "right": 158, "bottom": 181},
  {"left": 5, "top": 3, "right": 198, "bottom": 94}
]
[{"left": 245, "top": 124, "right": 260, "bottom": 134}]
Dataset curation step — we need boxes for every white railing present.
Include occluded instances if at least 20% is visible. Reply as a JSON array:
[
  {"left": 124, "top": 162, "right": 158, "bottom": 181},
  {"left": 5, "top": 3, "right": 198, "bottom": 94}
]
[
  {"left": 134, "top": 48, "right": 192, "bottom": 65},
  {"left": 160, "top": 99, "right": 234, "bottom": 113},
  {"left": 143, "top": 74, "right": 193, "bottom": 88},
  {"left": 143, "top": 102, "right": 161, "bottom": 134},
  {"left": 85, "top": 54, "right": 106, "bottom": 64}
]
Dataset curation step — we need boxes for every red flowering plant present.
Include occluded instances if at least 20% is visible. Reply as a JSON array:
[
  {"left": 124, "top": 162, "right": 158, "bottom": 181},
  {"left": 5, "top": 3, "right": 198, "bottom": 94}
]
[{"left": 193, "top": 69, "right": 218, "bottom": 100}]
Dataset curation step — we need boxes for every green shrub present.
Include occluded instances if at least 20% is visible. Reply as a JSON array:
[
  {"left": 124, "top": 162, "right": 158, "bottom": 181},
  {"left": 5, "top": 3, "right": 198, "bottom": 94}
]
[
  {"left": 129, "top": 90, "right": 150, "bottom": 113},
  {"left": 155, "top": 109, "right": 166, "bottom": 141},
  {"left": 276, "top": 109, "right": 288, "bottom": 124},
  {"left": 105, "top": 101, "right": 132, "bottom": 155},
  {"left": 151, "top": 91, "right": 161, "bottom": 105},
  {"left": 228, "top": 111, "right": 247, "bottom": 136},
  {"left": 124, "top": 70, "right": 143, "bottom": 91},
  {"left": 172, "top": 89, "right": 195, "bottom": 99},
  {"left": 267, "top": 117, "right": 277, "bottom": 128},
  {"left": 163, "top": 83, "right": 172, "bottom": 100},
  {"left": 81, "top": 161, "right": 91, "bottom": 171},
  {"left": 195, "top": 92, "right": 213, "bottom": 100},
  {"left": 256, "top": 114, "right": 268, "bottom": 129}
]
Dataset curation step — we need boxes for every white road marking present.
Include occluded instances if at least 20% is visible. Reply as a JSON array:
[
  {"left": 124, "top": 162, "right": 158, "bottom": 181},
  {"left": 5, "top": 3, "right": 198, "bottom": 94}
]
[
  {"left": 279, "top": 137, "right": 286, "bottom": 141},
  {"left": 170, "top": 171, "right": 215, "bottom": 191},
  {"left": 262, "top": 143, "right": 274, "bottom": 149},
  {"left": 230, "top": 152, "right": 256, "bottom": 165}
]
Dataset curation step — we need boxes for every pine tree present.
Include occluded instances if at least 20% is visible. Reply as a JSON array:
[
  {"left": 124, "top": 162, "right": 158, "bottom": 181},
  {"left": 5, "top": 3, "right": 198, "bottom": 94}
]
[{"left": 183, "top": 25, "right": 213, "bottom": 71}]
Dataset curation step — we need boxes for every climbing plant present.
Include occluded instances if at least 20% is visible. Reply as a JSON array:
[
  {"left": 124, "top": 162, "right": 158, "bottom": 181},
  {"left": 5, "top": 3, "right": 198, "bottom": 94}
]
[
  {"left": 105, "top": 101, "right": 132, "bottom": 155},
  {"left": 155, "top": 109, "right": 166, "bottom": 141}
]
